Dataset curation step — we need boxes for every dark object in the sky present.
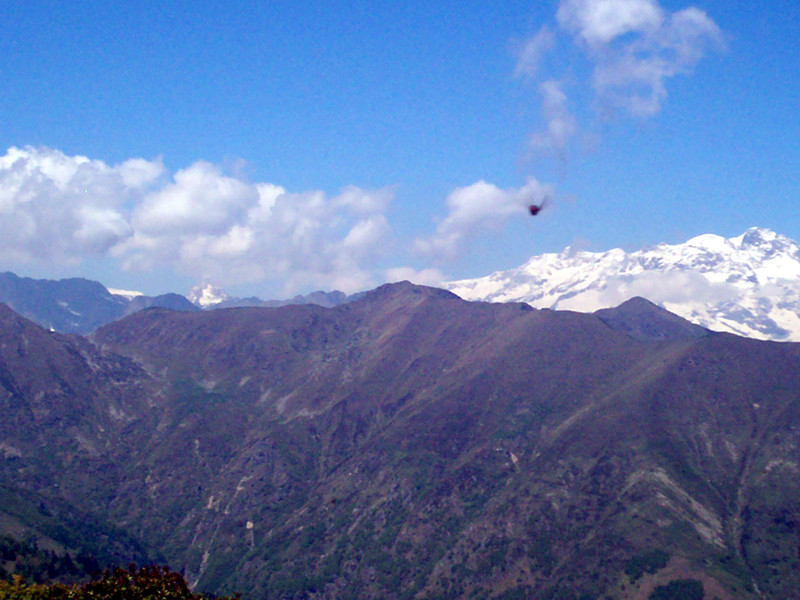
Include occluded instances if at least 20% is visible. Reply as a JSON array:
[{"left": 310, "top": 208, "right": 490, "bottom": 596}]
[{"left": 528, "top": 199, "right": 548, "bottom": 215}]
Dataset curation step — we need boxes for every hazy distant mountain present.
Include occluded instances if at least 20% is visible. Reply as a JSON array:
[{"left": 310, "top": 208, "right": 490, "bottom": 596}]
[
  {"left": 2, "top": 283, "right": 800, "bottom": 599},
  {"left": 188, "top": 281, "right": 357, "bottom": 310},
  {"left": 0, "top": 272, "right": 198, "bottom": 334},
  {"left": 125, "top": 292, "right": 199, "bottom": 315},
  {"left": 446, "top": 227, "right": 800, "bottom": 341}
]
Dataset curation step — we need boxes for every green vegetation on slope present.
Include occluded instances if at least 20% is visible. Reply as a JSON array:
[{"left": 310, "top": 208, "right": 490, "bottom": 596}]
[
  {"left": 0, "top": 565, "right": 239, "bottom": 600},
  {"left": 0, "top": 535, "right": 98, "bottom": 585}
]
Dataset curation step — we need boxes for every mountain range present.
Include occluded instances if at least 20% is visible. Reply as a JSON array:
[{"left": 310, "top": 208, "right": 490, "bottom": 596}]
[
  {"left": 446, "top": 227, "right": 800, "bottom": 342},
  {"left": 188, "top": 282, "right": 355, "bottom": 310},
  {"left": 0, "top": 271, "right": 197, "bottom": 334},
  {"left": 2, "top": 282, "right": 800, "bottom": 599},
  {"left": 3, "top": 227, "right": 798, "bottom": 345}
]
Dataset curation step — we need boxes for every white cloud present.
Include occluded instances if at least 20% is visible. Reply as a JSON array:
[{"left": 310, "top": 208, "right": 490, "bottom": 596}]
[
  {"left": 121, "top": 172, "right": 397, "bottom": 294},
  {"left": 73, "top": 205, "right": 132, "bottom": 253},
  {"left": 0, "top": 146, "right": 161, "bottom": 263},
  {"left": 132, "top": 161, "right": 256, "bottom": 235},
  {"left": 664, "top": 8, "right": 724, "bottom": 64},
  {"left": 415, "top": 178, "right": 551, "bottom": 263},
  {"left": 564, "top": 0, "right": 723, "bottom": 117},
  {"left": 556, "top": 270, "right": 739, "bottom": 311},
  {"left": 117, "top": 157, "right": 166, "bottom": 189},
  {"left": 0, "top": 146, "right": 398, "bottom": 294},
  {"left": 334, "top": 184, "right": 394, "bottom": 215},
  {"left": 556, "top": 0, "right": 664, "bottom": 47},
  {"left": 343, "top": 215, "right": 391, "bottom": 255},
  {"left": 589, "top": 7, "right": 722, "bottom": 116}
]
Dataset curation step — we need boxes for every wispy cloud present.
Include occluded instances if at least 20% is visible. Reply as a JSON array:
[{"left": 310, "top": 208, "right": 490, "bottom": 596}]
[
  {"left": 513, "top": 26, "right": 556, "bottom": 78},
  {"left": 556, "top": 0, "right": 664, "bottom": 47},
  {"left": 518, "top": 0, "right": 723, "bottom": 138},
  {"left": 584, "top": 5, "right": 723, "bottom": 116},
  {"left": 529, "top": 79, "right": 578, "bottom": 157},
  {"left": 416, "top": 0, "right": 722, "bottom": 270}
]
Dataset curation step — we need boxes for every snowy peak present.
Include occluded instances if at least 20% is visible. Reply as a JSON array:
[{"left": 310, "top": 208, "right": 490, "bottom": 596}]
[
  {"left": 445, "top": 228, "right": 800, "bottom": 341},
  {"left": 735, "top": 226, "right": 794, "bottom": 253}
]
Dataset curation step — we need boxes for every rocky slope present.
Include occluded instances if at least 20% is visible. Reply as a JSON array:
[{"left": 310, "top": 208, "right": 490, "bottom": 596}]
[
  {"left": 446, "top": 227, "right": 800, "bottom": 341},
  {"left": 0, "top": 303, "right": 158, "bottom": 568},
  {"left": 1, "top": 285, "right": 800, "bottom": 599}
]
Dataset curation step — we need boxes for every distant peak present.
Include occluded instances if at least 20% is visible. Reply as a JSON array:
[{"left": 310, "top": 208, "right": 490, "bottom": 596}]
[
  {"left": 729, "top": 227, "right": 797, "bottom": 258},
  {"left": 362, "top": 281, "right": 459, "bottom": 303},
  {"left": 612, "top": 296, "right": 660, "bottom": 311},
  {"left": 738, "top": 226, "right": 779, "bottom": 246},
  {"left": 683, "top": 232, "right": 731, "bottom": 252}
]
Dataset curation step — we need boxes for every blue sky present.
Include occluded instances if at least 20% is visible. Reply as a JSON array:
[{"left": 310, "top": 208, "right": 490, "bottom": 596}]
[{"left": 1, "top": 0, "right": 798, "bottom": 298}]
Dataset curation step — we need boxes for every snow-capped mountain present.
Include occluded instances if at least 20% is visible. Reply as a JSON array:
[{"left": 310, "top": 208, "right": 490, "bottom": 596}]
[{"left": 445, "top": 227, "right": 800, "bottom": 341}]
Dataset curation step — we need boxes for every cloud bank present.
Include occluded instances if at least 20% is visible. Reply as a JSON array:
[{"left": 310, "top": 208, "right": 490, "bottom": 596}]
[
  {"left": 0, "top": 147, "right": 525, "bottom": 294},
  {"left": 0, "top": 146, "right": 396, "bottom": 294},
  {"left": 0, "top": 147, "right": 161, "bottom": 263},
  {"left": 555, "top": 270, "right": 740, "bottom": 312}
]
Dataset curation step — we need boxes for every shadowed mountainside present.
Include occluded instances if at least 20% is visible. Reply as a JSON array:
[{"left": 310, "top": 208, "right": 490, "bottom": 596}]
[
  {"left": 0, "top": 303, "right": 159, "bottom": 570},
  {"left": 1, "top": 283, "right": 800, "bottom": 599}
]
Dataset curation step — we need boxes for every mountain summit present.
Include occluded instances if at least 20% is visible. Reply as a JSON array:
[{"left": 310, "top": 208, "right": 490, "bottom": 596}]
[{"left": 446, "top": 227, "right": 800, "bottom": 341}]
